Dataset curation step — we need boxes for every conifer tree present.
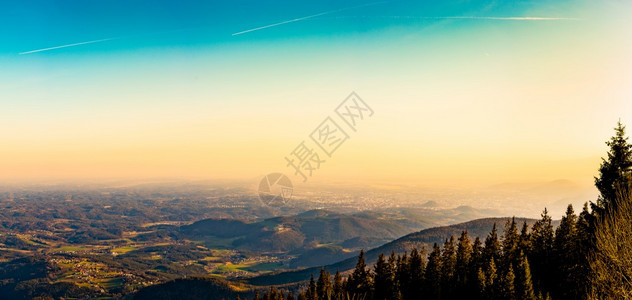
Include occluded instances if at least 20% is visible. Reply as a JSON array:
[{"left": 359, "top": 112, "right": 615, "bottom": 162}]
[
  {"left": 484, "top": 223, "right": 501, "bottom": 263},
  {"left": 499, "top": 265, "right": 516, "bottom": 300},
  {"left": 469, "top": 237, "right": 484, "bottom": 296},
  {"left": 484, "top": 258, "right": 498, "bottom": 300},
  {"left": 553, "top": 204, "right": 579, "bottom": 299},
  {"left": 515, "top": 251, "right": 536, "bottom": 300},
  {"left": 529, "top": 208, "right": 554, "bottom": 294},
  {"left": 502, "top": 217, "right": 520, "bottom": 268},
  {"left": 407, "top": 248, "right": 425, "bottom": 299},
  {"left": 373, "top": 253, "right": 395, "bottom": 300},
  {"left": 387, "top": 251, "right": 400, "bottom": 300},
  {"left": 307, "top": 274, "right": 317, "bottom": 300},
  {"left": 476, "top": 267, "right": 487, "bottom": 299},
  {"left": 333, "top": 271, "right": 344, "bottom": 300},
  {"left": 347, "top": 250, "right": 372, "bottom": 298},
  {"left": 575, "top": 203, "right": 592, "bottom": 297},
  {"left": 518, "top": 221, "right": 531, "bottom": 255},
  {"left": 456, "top": 230, "right": 473, "bottom": 293},
  {"left": 316, "top": 268, "right": 332, "bottom": 300},
  {"left": 593, "top": 121, "right": 632, "bottom": 217},
  {"left": 441, "top": 236, "right": 457, "bottom": 298},
  {"left": 396, "top": 252, "right": 410, "bottom": 298},
  {"left": 424, "top": 243, "right": 443, "bottom": 299}
]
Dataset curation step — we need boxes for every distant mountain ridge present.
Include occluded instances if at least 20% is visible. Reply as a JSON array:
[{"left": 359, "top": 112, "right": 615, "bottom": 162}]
[
  {"left": 246, "top": 217, "right": 556, "bottom": 286},
  {"left": 171, "top": 206, "right": 497, "bottom": 255},
  {"left": 133, "top": 216, "right": 555, "bottom": 298}
]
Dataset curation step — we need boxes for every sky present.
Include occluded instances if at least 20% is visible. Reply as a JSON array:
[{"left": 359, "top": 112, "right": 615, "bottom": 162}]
[{"left": 1, "top": 0, "right": 631, "bottom": 189}]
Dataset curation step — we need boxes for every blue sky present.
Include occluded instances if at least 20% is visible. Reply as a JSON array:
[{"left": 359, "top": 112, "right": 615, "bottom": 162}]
[
  {"left": 2, "top": 0, "right": 575, "bottom": 55},
  {"left": 1, "top": 0, "right": 631, "bottom": 186}
]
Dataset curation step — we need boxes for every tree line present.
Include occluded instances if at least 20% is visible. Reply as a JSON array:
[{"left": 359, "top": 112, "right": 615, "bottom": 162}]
[{"left": 244, "top": 121, "right": 632, "bottom": 300}]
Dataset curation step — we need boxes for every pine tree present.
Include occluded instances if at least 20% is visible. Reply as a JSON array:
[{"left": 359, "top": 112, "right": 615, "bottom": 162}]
[
  {"left": 441, "top": 236, "right": 457, "bottom": 299},
  {"left": 469, "top": 237, "right": 484, "bottom": 298},
  {"left": 529, "top": 208, "right": 554, "bottom": 294},
  {"left": 307, "top": 274, "right": 317, "bottom": 300},
  {"left": 316, "top": 268, "right": 332, "bottom": 300},
  {"left": 499, "top": 264, "right": 516, "bottom": 300},
  {"left": 396, "top": 252, "right": 410, "bottom": 299},
  {"left": 593, "top": 121, "right": 632, "bottom": 217},
  {"left": 387, "top": 251, "right": 400, "bottom": 300},
  {"left": 424, "top": 243, "right": 443, "bottom": 299},
  {"left": 518, "top": 221, "right": 531, "bottom": 255},
  {"left": 515, "top": 251, "right": 536, "bottom": 300},
  {"left": 476, "top": 267, "right": 487, "bottom": 299},
  {"left": 575, "top": 203, "right": 592, "bottom": 297},
  {"left": 373, "top": 253, "right": 395, "bottom": 300},
  {"left": 456, "top": 230, "right": 473, "bottom": 294},
  {"left": 484, "top": 223, "right": 501, "bottom": 264},
  {"left": 502, "top": 217, "right": 520, "bottom": 269},
  {"left": 553, "top": 204, "right": 579, "bottom": 299},
  {"left": 333, "top": 271, "right": 344, "bottom": 300},
  {"left": 407, "top": 248, "right": 425, "bottom": 300},
  {"left": 347, "top": 250, "right": 372, "bottom": 298},
  {"left": 484, "top": 258, "right": 497, "bottom": 300}
]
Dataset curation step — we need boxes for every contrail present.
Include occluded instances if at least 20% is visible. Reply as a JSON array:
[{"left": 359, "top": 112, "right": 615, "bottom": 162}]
[
  {"left": 232, "top": 11, "right": 332, "bottom": 36},
  {"left": 19, "top": 38, "right": 115, "bottom": 55},
  {"left": 315, "top": 15, "right": 579, "bottom": 21},
  {"left": 232, "top": 1, "right": 390, "bottom": 36},
  {"left": 440, "top": 16, "right": 579, "bottom": 21}
]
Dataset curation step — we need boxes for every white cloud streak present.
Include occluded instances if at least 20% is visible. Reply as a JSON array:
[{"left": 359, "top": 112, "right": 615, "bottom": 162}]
[
  {"left": 232, "top": 11, "right": 333, "bottom": 36},
  {"left": 316, "top": 15, "right": 580, "bottom": 21},
  {"left": 19, "top": 38, "right": 115, "bottom": 55},
  {"left": 440, "top": 16, "right": 580, "bottom": 21},
  {"left": 232, "top": 1, "right": 390, "bottom": 36}
]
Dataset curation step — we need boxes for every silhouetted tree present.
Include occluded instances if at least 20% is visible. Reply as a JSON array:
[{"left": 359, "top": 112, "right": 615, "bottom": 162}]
[
  {"left": 484, "top": 258, "right": 498, "bottom": 300},
  {"left": 456, "top": 230, "right": 472, "bottom": 296},
  {"left": 441, "top": 236, "right": 457, "bottom": 299},
  {"left": 529, "top": 208, "right": 554, "bottom": 294},
  {"left": 396, "top": 252, "right": 409, "bottom": 298},
  {"left": 373, "top": 253, "right": 395, "bottom": 300},
  {"left": 502, "top": 217, "right": 520, "bottom": 269},
  {"left": 515, "top": 251, "right": 536, "bottom": 300},
  {"left": 333, "top": 271, "right": 344, "bottom": 300},
  {"left": 469, "top": 237, "right": 484, "bottom": 298},
  {"left": 593, "top": 121, "right": 632, "bottom": 217},
  {"left": 484, "top": 224, "right": 501, "bottom": 264},
  {"left": 424, "top": 243, "right": 442, "bottom": 299},
  {"left": 407, "top": 248, "right": 425, "bottom": 299},
  {"left": 499, "top": 264, "right": 515, "bottom": 300},
  {"left": 518, "top": 222, "right": 531, "bottom": 255},
  {"left": 347, "top": 250, "right": 372, "bottom": 298},
  {"left": 316, "top": 268, "right": 332, "bottom": 300},
  {"left": 387, "top": 251, "right": 400, "bottom": 300},
  {"left": 553, "top": 204, "right": 579, "bottom": 299},
  {"left": 307, "top": 274, "right": 317, "bottom": 300}
]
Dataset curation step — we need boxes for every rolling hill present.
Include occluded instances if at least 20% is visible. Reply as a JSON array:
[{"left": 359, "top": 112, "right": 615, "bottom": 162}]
[
  {"left": 245, "top": 217, "right": 554, "bottom": 286},
  {"left": 170, "top": 206, "right": 497, "bottom": 254}
]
